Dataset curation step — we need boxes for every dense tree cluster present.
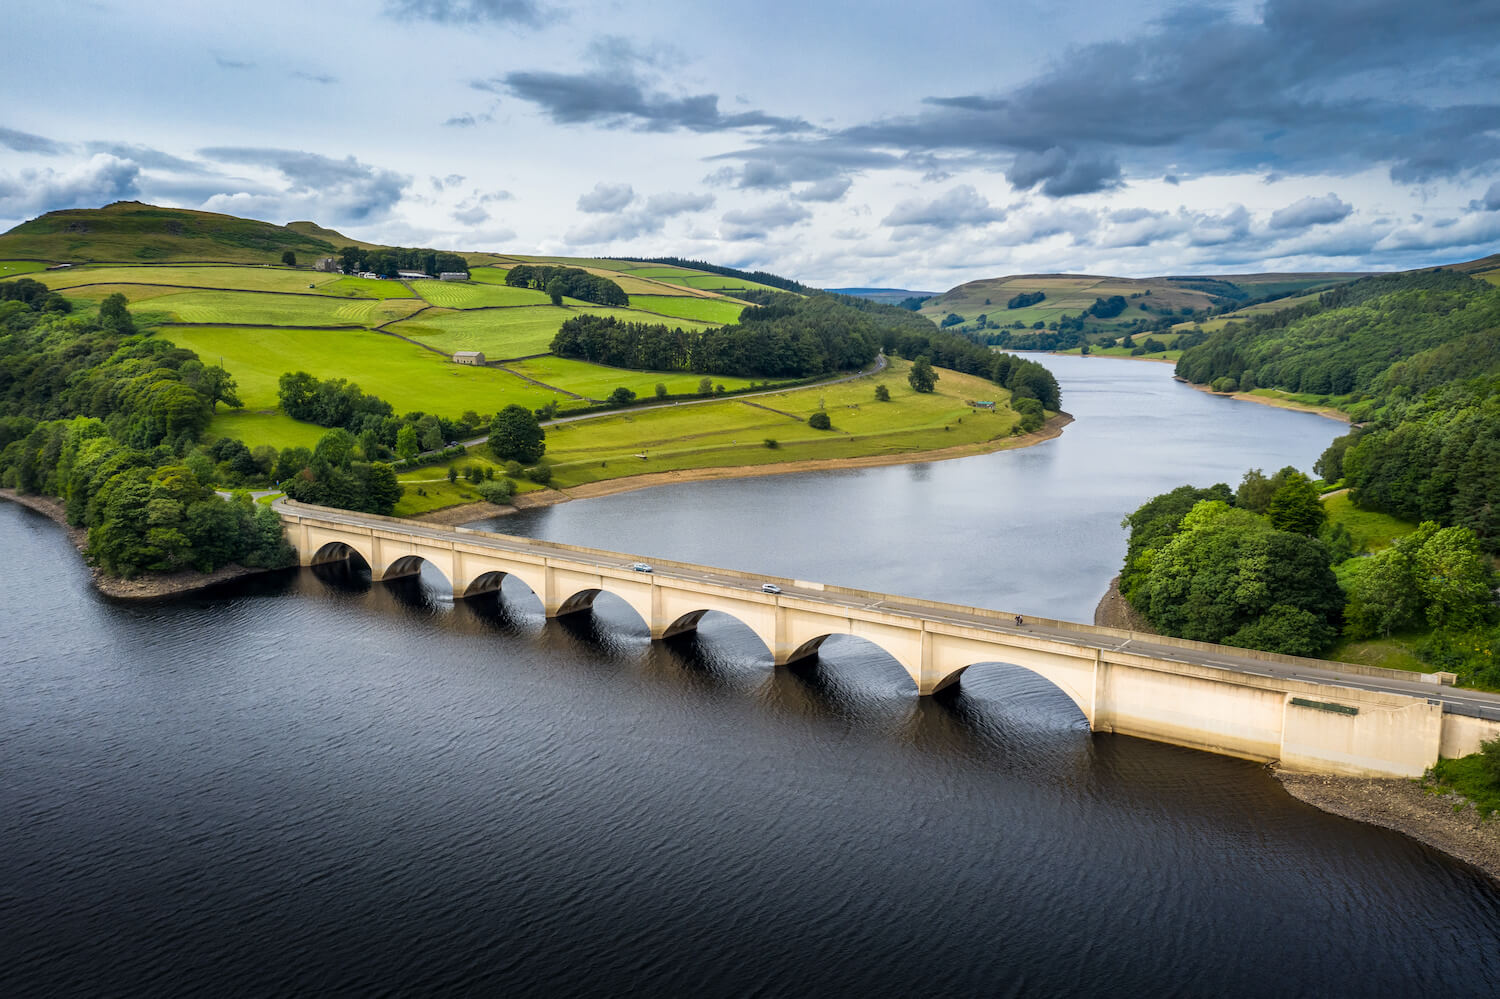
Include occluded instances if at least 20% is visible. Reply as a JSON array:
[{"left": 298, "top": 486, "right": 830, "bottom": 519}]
[
  {"left": 504, "top": 265, "right": 628, "bottom": 307},
  {"left": 275, "top": 370, "right": 485, "bottom": 466},
  {"left": 0, "top": 277, "right": 72, "bottom": 313},
  {"left": 0, "top": 303, "right": 294, "bottom": 577},
  {"left": 551, "top": 295, "right": 880, "bottom": 379},
  {"left": 1007, "top": 291, "right": 1045, "bottom": 309},
  {"left": 279, "top": 428, "right": 401, "bottom": 515},
  {"left": 1086, "top": 295, "right": 1128, "bottom": 319},
  {"left": 1119, "top": 468, "right": 1498, "bottom": 665},
  {"left": 1175, "top": 269, "right": 1498, "bottom": 399},
  {"left": 337, "top": 245, "right": 468, "bottom": 278},
  {"left": 1321, "top": 376, "right": 1500, "bottom": 551}
]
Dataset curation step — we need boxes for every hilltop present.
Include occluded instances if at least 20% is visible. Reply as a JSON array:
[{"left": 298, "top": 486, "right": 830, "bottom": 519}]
[{"left": 0, "top": 201, "right": 350, "bottom": 264}]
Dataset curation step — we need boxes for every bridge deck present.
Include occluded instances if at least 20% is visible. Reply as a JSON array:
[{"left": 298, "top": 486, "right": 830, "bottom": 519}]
[{"left": 278, "top": 500, "right": 1500, "bottom": 722}]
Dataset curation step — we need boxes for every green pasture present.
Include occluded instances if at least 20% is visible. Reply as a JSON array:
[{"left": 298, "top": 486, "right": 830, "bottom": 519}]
[
  {"left": 623, "top": 266, "right": 701, "bottom": 279},
  {"left": 1325, "top": 632, "right": 1430, "bottom": 674},
  {"left": 34, "top": 264, "right": 343, "bottom": 294},
  {"left": 412, "top": 280, "right": 551, "bottom": 309},
  {"left": 670, "top": 273, "right": 780, "bottom": 295},
  {"left": 507, "top": 357, "right": 760, "bottom": 400},
  {"left": 316, "top": 276, "right": 413, "bottom": 299},
  {"left": 393, "top": 459, "right": 544, "bottom": 516},
  {"left": 139, "top": 289, "right": 425, "bottom": 327},
  {"left": 0, "top": 261, "right": 47, "bottom": 277},
  {"left": 1479, "top": 269, "right": 1500, "bottom": 286},
  {"left": 207, "top": 408, "right": 328, "bottom": 451},
  {"left": 1322, "top": 491, "right": 1417, "bottom": 552},
  {"left": 466, "top": 267, "right": 512, "bottom": 284},
  {"left": 541, "top": 360, "right": 1021, "bottom": 488},
  {"left": 155, "top": 325, "right": 569, "bottom": 419},
  {"left": 1049, "top": 345, "right": 1181, "bottom": 361},
  {"left": 627, "top": 295, "right": 743, "bottom": 325},
  {"left": 389, "top": 305, "right": 711, "bottom": 359},
  {"left": 58, "top": 283, "right": 199, "bottom": 304}
]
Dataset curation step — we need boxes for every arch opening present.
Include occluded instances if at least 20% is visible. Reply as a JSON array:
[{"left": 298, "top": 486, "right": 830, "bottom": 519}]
[
  {"left": 658, "top": 609, "right": 774, "bottom": 662},
  {"left": 309, "top": 541, "right": 366, "bottom": 567},
  {"left": 930, "top": 659, "right": 1092, "bottom": 724},
  {"left": 552, "top": 587, "right": 602, "bottom": 619},
  {"left": 460, "top": 570, "right": 506, "bottom": 598},
  {"left": 777, "top": 632, "right": 918, "bottom": 695}
]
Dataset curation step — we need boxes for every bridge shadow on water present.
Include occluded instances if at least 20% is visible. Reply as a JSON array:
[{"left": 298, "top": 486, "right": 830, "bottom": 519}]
[{"left": 297, "top": 562, "right": 1106, "bottom": 782}]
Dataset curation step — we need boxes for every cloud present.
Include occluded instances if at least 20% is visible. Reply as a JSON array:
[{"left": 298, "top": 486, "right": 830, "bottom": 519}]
[
  {"left": 1269, "top": 193, "right": 1354, "bottom": 229},
  {"left": 451, "top": 205, "right": 490, "bottom": 225},
  {"left": 294, "top": 70, "right": 339, "bottom": 85},
  {"left": 383, "top": 0, "right": 555, "bottom": 28},
  {"left": 197, "top": 147, "right": 410, "bottom": 223},
  {"left": 443, "top": 113, "right": 488, "bottom": 127},
  {"left": 782, "top": 0, "right": 1500, "bottom": 194},
  {"left": 497, "top": 70, "right": 811, "bottom": 134},
  {"left": 719, "top": 200, "right": 811, "bottom": 241},
  {"left": 1188, "top": 204, "right": 1252, "bottom": 246},
  {"left": 577, "top": 182, "right": 635, "bottom": 213},
  {"left": 0, "top": 154, "right": 140, "bottom": 217},
  {"left": 643, "top": 191, "right": 714, "bottom": 215},
  {"left": 1006, "top": 147, "right": 1122, "bottom": 197},
  {"left": 0, "top": 126, "right": 67, "bottom": 155},
  {"left": 83, "top": 142, "right": 207, "bottom": 174},
  {"left": 1470, "top": 181, "right": 1500, "bottom": 212},
  {"left": 565, "top": 189, "right": 715, "bottom": 245},
  {"left": 881, "top": 185, "right": 1004, "bottom": 230},
  {"left": 794, "top": 177, "right": 852, "bottom": 202},
  {"left": 213, "top": 53, "right": 255, "bottom": 70}
]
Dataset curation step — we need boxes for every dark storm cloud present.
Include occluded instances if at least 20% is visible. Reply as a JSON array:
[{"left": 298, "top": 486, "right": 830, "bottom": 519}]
[
  {"left": 1269, "top": 193, "right": 1353, "bottom": 230},
  {"left": 384, "top": 0, "right": 556, "bottom": 28},
  {"left": 0, "top": 126, "right": 67, "bottom": 155},
  {"left": 723, "top": 0, "right": 1500, "bottom": 196},
  {"left": 496, "top": 70, "right": 811, "bottom": 134}
]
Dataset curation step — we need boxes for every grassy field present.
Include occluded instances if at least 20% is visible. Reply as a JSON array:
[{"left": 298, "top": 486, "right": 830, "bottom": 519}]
[
  {"left": 412, "top": 281, "right": 552, "bottom": 309},
  {"left": 389, "top": 305, "right": 711, "bottom": 359},
  {"left": 540, "top": 359, "right": 1021, "bottom": 488},
  {"left": 0, "top": 261, "right": 47, "bottom": 277},
  {"left": 316, "top": 276, "right": 413, "bottom": 299},
  {"left": 156, "top": 325, "right": 570, "bottom": 416},
  {"left": 1051, "top": 345, "right": 1181, "bottom": 361},
  {"left": 1323, "top": 491, "right": 1417, "bottom": 551},
  {"left": 466, "top": 266, "right": 512, "bottom": 284},
  {"left": 35, "top": 264, "right": 345, "bottom": 294},
  {"left": 54, "top": 283, "right": 202, "bottom": 303},
  {"left": 206, "top": 407, "right": 329, "bottom": 451},
  {"left": 627, "top": 295, "right": 743, "bottom": 325},
  {"left": 392, "top": 459, "right": 544, "bottom": 516},
  {"left": 136, "top": 289, "right": 426, "bottom": 326},
  {"left": 506, "top": 356, "right": 760, "bottom": 400},
  {"left": 1326, "top": 632, "right": 1430, "bottom": 674}
]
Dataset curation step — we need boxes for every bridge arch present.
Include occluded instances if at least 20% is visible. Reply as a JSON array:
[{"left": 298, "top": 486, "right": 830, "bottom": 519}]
[
  {"left": 380, "top": 553, "right": 455, "bottom": 591},
  {"left": 927, "top": 660, "right": 1092, "bottom": 721},
  {"left": 308, "top": 539, "right": 373, "bottom": 570}
]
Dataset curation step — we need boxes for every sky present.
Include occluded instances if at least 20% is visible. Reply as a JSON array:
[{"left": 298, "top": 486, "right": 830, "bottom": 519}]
[{"left": 2, "top": 0, "right": 1499, "bottom": 290}]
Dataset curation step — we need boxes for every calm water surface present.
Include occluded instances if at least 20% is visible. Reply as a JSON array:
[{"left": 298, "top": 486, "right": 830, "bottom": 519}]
[
  {"left": 4, "top": 356, "right": 1498, "bottom": 996},
  {"left": 484, "top": 355, "right": 1345, "bottom": 621}
]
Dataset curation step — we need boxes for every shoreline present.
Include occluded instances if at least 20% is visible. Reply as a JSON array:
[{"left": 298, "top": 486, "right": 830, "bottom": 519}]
[
  {"left": 1174, "top": 376, "right": 1352, "bottom": 423},
  {"left": 0, "top": 489, "right": 276, "bottom": 600},
  {"left": 1274, "top": 769, "right": 1500, "bottom": 885},
  {"left": 418, "top": 411, "right": 1075, "bottom": 521},
  {"left": 1091, "top": 575, "right": 1500, "bottom": 882}
]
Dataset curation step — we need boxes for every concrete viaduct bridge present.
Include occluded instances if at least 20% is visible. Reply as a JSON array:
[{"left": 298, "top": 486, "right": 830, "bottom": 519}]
[{"left": 276, "top": 500, "right": 1500, "bottom": 780}]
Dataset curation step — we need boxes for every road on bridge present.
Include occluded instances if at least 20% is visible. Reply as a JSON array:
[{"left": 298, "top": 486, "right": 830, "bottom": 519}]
[{"left": 286, "top": 502, "right": 1500, "bottom": 722}]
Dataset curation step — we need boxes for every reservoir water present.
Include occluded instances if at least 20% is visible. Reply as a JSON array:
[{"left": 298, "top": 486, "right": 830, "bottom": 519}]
[{"left": 4, "top": 356, "right": 1499, "bottom": 996}]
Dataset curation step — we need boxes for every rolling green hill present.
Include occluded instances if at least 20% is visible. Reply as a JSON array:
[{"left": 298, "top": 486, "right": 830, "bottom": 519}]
[
  {"left": 920, "top": 271, "right": 1364, "bottom": 343},
  {"left": 0, "top": 201, "right": 341, "bottom": 264}
]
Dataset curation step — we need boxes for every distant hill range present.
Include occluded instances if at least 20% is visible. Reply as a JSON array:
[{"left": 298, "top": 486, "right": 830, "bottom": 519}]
[{"left": 828, "top": 287, "right": 939, "bottom": 305}]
